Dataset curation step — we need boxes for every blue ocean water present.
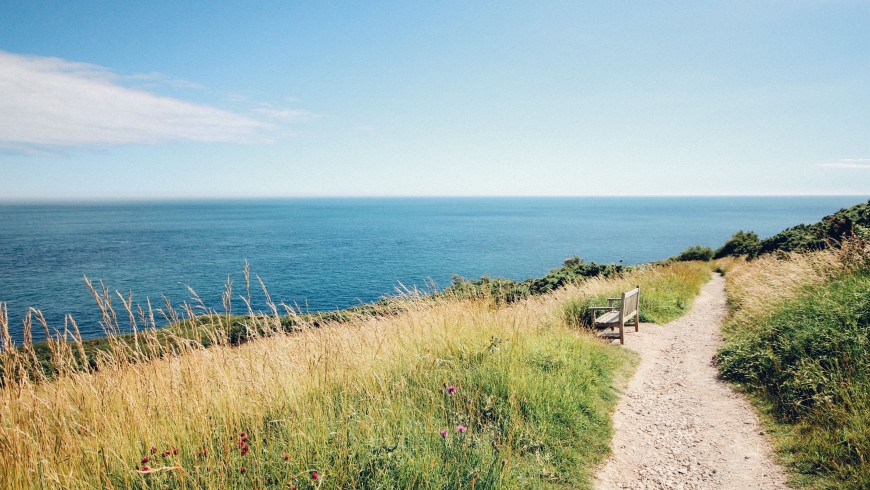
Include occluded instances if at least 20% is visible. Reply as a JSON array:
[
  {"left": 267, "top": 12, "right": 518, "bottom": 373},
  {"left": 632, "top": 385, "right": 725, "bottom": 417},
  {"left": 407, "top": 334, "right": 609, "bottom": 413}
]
[{"left": 0, "top": 196, "right": 865, "bottom": 342}]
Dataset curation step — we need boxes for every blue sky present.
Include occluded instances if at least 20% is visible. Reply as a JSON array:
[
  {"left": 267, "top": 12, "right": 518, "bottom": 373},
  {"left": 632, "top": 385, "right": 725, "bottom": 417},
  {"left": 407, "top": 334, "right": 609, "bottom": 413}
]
[{"left": 1, "top": 1, "right": 869, "bottom": 199}]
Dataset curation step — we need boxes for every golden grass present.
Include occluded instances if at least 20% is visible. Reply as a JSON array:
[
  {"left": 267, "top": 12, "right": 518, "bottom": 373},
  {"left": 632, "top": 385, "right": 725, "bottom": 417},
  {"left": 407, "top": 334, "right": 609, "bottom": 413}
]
[
  {"left": 0, "top": 261, "right": 711, "bottom": 489},
  {"left": 716, "top": 239, "right": 868, "bottom": 338}
]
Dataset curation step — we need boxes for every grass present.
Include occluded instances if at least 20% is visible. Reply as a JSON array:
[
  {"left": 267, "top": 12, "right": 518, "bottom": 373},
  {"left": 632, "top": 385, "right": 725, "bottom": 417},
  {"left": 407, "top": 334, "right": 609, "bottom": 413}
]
[
  {"left": 716, "top": 240, "right": 870, "bottom": 489},
  {"left": 0, "top": 260, "right": 711, "bottom": 489}
]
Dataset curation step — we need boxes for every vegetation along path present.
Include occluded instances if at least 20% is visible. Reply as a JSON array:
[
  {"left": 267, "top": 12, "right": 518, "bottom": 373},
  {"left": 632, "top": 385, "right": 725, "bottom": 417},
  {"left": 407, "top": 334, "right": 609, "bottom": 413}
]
[{"left": 595, "top": 273, "right": 787, "bottom": 489}]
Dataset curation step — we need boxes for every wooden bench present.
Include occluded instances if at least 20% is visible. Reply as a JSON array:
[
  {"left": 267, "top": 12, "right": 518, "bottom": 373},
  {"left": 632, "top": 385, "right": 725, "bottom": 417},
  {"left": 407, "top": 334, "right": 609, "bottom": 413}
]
[{"left": 588, "top": 286, "right": 640, "bottom": 345}]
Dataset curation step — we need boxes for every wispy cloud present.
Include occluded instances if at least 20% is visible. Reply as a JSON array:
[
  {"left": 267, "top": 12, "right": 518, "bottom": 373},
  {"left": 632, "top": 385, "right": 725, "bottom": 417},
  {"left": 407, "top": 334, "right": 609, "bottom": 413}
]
[
  {"left": 820, "top": 158, "right": 870, "bottom": 169},
  {"left": 0, "top": 51, "right": 278, "bottom": 154}
]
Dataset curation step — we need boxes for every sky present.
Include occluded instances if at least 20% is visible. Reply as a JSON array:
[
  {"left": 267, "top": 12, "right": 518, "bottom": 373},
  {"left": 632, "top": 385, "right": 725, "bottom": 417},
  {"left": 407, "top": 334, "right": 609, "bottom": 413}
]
[{"left": 1, "top": 1, "right": 869, "bottom": 200}]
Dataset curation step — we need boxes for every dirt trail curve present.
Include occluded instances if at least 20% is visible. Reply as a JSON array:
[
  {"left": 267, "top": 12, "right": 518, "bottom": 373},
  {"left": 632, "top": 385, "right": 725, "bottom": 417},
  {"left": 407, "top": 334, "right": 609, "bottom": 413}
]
[{"left": 594, "top": 273, "right": 787, "bottom": 489}]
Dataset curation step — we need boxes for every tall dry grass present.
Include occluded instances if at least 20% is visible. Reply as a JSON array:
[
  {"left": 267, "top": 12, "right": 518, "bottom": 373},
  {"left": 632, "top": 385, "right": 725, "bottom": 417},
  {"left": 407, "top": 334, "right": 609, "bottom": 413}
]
[{"left": 0, "top": 261, "right": 710, "bottom": 489}]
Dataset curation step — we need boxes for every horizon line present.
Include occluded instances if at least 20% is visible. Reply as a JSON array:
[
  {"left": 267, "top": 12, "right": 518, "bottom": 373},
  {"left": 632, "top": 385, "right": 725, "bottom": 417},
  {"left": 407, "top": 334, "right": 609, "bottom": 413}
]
[{"left": 0, "top": 193, "right": 867, "bottom": 204}]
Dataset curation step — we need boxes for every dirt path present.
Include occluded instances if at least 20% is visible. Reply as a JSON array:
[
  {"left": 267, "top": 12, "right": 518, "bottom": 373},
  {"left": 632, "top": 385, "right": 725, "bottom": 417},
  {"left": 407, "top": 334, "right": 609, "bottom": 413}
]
[{"left": 594, "top": 273, "right": 787, "bottom": 489}]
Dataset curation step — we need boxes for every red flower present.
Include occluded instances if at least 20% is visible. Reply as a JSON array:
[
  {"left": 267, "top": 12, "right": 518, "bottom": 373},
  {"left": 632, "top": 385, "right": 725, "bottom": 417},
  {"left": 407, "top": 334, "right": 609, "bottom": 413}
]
[
  {"left": 150, "top": 446, "right": 157, "bottom": 455},
  {"left": 240, "top": 466, "right": 247, "bottom": 474},
  {"left": 172, "top": 447, "right": 179, "bottom": 456},
  {"left": 163, "top": 450, "right": 171, "bottom": 457},
  {"left": 241, "top": 446, "right": 249, "bottom": 456},
  {"left": 311, "top": 470, "right": 319, "bottom": 481},
  {"left": 283, "top": 454, "right": 290, "bottom": 461},
  {"left": 141, "top": 456, "right": 150, "bottom": 464},
  {"left": 142, "top": 465, "right": 150, "bottom": 472}
]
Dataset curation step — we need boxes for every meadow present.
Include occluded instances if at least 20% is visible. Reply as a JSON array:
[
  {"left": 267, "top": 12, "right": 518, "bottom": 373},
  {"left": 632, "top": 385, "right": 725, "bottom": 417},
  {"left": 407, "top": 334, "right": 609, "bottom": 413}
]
[{"left": 0, "top": 261, "right": 711, "bottom": 489}]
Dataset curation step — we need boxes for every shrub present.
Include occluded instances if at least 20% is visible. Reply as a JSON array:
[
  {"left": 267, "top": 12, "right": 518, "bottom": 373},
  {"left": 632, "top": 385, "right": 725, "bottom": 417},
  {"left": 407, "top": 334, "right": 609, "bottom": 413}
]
[
  {"left": 674, "top": 245, "right": 713, "bottom": 262},
  {"left": 714, "top": 230, "right": 761, "bottom": 259},
  {"left": 760, "top": 199, "right": 870, "bottom": 255}
]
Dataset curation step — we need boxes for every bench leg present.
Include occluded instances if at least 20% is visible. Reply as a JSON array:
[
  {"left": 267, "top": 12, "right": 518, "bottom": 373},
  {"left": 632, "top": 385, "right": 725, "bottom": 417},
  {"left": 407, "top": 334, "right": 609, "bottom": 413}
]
[
  {"left": 635, "top": 311, "right": 640, "bottom": 332},
  {"left": 619, "top": 321, "right": 624, "bottom": 345}
]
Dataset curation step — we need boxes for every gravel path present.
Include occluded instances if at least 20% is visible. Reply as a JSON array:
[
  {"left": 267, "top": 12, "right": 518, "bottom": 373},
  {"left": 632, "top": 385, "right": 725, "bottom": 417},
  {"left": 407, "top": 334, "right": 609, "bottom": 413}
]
[{"left": 594, "top": 273, "right": 787, "bottom": 489}]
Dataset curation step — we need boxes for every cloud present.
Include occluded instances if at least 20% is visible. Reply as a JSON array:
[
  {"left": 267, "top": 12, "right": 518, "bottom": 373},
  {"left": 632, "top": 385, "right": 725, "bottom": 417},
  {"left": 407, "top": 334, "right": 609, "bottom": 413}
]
[
  {"left": 820, "top": 158, "right": 870, "bottom": 169},
  {"left": 0, "top": 50, "right": 274, "bottom": 153}
]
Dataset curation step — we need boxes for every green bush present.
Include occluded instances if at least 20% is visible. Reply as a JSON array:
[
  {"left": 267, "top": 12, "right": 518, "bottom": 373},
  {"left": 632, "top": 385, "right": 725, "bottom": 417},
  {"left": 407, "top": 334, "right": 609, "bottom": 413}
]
[
  {"left": 445, "top": 257, "right": 625, "bottom": 305},
  {"left": 714, "top": 230, "right": 761, "bottom": 259},
  {"left": 760, "top": 199, "right": 870, "bottom": 254},
  {"left": 674, "top": 245, "right": 713, "bottom": 262}
]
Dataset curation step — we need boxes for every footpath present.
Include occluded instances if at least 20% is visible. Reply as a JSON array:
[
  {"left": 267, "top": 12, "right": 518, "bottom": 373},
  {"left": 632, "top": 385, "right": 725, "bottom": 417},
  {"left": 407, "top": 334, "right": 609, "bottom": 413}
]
[{"left": 594, "top": 274, "right": 787, "bottom": 489}]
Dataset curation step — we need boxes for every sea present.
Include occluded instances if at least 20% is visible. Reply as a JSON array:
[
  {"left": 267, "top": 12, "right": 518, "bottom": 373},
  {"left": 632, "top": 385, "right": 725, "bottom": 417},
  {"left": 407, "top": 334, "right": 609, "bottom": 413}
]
[{"left": 0, "top": 196, "right": 865, "bottom": 342}]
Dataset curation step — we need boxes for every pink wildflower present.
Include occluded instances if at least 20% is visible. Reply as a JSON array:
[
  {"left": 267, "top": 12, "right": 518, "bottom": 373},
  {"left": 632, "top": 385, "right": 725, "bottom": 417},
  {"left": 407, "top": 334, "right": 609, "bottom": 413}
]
[
  {"left": 456, "top": 424, "right": 468, "bottom": 433},
  {"left": 439, "top": 429, "right": 448, "bottom": 438},
  {"left": 447, "top": 385, "right": 456, "bottom": 394}
]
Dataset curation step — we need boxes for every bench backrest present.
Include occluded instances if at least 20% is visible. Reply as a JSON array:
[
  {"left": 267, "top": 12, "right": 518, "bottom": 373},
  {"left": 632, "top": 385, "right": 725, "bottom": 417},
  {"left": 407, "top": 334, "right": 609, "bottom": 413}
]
[{"left": 620, "top": 286, "right": 640, "bottom": 322}]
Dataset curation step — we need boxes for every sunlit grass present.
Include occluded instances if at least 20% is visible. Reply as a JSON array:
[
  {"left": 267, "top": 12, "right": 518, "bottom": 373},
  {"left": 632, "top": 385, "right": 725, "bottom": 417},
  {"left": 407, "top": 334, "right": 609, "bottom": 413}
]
[
  {"left": 717, "top": 240, "right": 870, "bottom": 489},
  {"left": 0, "top": 261, "right": 711, "bottom": 489}
]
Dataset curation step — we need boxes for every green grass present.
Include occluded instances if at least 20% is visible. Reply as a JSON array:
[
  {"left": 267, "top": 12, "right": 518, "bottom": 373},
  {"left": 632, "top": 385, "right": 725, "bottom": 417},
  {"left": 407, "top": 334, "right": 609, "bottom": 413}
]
[
  {"left": 151, "top": 328, "right": 635, "bottom": 490},
  {"left": 717, "top": 271, "right": 870, "bottom": 489}
]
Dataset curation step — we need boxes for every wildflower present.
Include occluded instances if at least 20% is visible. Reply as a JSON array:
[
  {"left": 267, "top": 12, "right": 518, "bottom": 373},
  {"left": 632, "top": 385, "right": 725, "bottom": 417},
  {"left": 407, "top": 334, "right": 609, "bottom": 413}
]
[
  {"left": 142, "top": 465, "right": 150, "bottom": 472},
  {"left": 172, "top": 447, "right": 179, "bottom": 456},
  {"left": 163, "top": 449, "right": 171, "bottom": 457},
  {"left": 447, "top": 385, "right": 456, "bottom": 395},
  {"left": 141, "top": 456, "right": 150, "bottom": 464},
  {"left": 240, "top": 431, "right": 248, "bottom": 442},
  {"left": 240, "top": 466, "right": 247, "bottom": 474},
  {"left": 456, "top": 424, "right": 468, "bottom": 433},
  {"left": 311, "top": 470, "right": 319, "bottom": 481},
  {"left": 439, "top": 429, "right": 448, "bottom": 438},
  {"left": 241, "top": 445, "right": 249, "bottom": 456},
  {"left": 150, "top": 446, "right": 157, "bottom": 455},
  {"left": 283, "top": 454, "right": 290, "bottom": 461}
]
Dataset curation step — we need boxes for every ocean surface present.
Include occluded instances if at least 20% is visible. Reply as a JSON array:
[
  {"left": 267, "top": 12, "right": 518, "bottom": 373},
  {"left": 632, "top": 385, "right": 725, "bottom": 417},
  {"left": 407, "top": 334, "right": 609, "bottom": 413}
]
[{"left": 0, "top": 196, "right": 865, "bottom": 342}]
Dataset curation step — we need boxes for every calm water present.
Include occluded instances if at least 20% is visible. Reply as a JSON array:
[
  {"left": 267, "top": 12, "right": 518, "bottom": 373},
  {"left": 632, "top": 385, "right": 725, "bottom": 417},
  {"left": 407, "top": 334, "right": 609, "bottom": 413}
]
[{"left": 0, "top": 196, "right": 864, "bottom": 342}]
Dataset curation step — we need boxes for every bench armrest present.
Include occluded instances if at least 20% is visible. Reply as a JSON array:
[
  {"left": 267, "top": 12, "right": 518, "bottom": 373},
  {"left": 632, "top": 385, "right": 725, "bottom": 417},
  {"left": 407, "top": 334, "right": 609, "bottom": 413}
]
[{"left": 587, "top": 306, "right": 616, "bottom": 313}]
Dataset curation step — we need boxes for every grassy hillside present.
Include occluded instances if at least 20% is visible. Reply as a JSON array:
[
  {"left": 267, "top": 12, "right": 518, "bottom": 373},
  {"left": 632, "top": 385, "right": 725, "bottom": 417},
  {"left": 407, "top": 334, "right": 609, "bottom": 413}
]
[
  {"left": 17, "top": 257, "right": 626, "bottom": 380},
  {"left": 716, "top": 241, "right": 870, "bottom": 489},
  {"left": 0, "top": 261, "right": 711, "bottom": 489}
]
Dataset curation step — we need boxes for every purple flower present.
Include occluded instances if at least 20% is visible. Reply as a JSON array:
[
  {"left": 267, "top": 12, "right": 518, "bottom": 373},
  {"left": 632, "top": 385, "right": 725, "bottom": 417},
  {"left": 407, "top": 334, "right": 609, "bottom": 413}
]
[
  {"left": 439, "top": 429, "right": 448, "bottom": 438},
  {"left": 447, "top": 385, "right": 456, "bottom": 395},
  {"left": 456, "top": 424, "right": 468, "bottom": 433}
]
